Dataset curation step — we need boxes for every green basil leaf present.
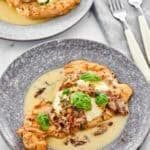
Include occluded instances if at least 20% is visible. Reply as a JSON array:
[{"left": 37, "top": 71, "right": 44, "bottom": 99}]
[
  {"left": 80, "top": 72, "right": 100, "bottom": 82},
  {"left": 37, "top": 113, "right": 50, "bottom": 131},
  {"left": 62, "top": 88, "right": 70, "bottom": 95},
  {"left": 71, "top": 92, "right": 92, "bottom": 111},
  {"left": 95, "top": 93, "right": 108, "bottom": 106}
]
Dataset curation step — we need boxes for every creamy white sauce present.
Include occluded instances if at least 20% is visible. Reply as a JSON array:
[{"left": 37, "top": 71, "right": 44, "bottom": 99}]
[
  {"left": 24, "top": 68, "right": 128, "bottom": 150},
  {"left": 24, "top": 68, "right": 63, "bottom": 114},
  {"left": 48, "top": 116, "right": 128, "bottom": 150}
]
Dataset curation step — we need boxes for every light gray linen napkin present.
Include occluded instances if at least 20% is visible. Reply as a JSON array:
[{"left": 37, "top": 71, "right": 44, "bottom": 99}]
[{"left": 92, "top": 0, "right": 150, "bottom": 59}]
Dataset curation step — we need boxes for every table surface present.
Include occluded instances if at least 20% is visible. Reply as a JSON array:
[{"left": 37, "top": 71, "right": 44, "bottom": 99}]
[{"left": 0, "top": 11, "right": 149, "bottom": 150}]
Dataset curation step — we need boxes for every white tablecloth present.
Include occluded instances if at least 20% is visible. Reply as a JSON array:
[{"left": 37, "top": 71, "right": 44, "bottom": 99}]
[{"left": 0, "top": 11, "right": 149, "bottom": 150}]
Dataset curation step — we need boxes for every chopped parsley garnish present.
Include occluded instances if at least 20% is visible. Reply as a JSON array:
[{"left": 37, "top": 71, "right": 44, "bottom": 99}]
[
  {"left": 71, "top": 92, "right": 92, "bottom": 111},
  {"left": 80, "top": 72, "right": 100, "bottom": 82},
  {"left": 37, "top": 113, "right": 50, "bottom": 131},
  {"left": 95, "top": 93, "right": 108, "bottom": 106}
]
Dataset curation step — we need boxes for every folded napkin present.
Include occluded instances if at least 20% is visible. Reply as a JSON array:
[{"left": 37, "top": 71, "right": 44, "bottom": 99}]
[{"left": 92, "top": 0, "right": 150, "bottom": 59}]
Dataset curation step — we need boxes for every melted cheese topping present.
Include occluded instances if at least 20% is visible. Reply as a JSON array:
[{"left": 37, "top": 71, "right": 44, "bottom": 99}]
[
  {"left": 76, "top": 80, "right": 89, "bottom": 87},
  {"left": 85, "top": 99, "right": 103, "bottom": 121},
  {"left": 95, "top": 81, "right": 109, "bottom": 92}
]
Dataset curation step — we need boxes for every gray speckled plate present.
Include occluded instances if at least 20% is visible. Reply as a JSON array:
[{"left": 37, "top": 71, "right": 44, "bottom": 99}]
[
  {"left": 0, "top": 39, "right": 150, "bottom": 150},
  {"left": 0, "top": 0, "right": 93, "bottom": 41}
]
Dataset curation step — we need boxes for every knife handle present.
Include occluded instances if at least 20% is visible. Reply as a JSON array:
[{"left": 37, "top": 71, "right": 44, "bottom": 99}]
[
  {"left": 125, "top": 28, "right": 150, "bottom": 82},
  {"left": 138, "top": 15, "right": 150, "bottom": 65}
]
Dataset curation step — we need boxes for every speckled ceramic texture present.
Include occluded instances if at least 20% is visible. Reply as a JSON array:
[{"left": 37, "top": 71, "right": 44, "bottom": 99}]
[
  {"left": 0, "top": 0, "right": 93, "bottom": 41},
  {"left": 0, "top": 39, "right": 149, "bottom": 150}
]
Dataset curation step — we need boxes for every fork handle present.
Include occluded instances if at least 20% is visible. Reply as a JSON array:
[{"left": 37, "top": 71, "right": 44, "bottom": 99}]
[
  {"left": 124, "top": 28, "right": 150, "bottom": 82},
  {"left": 138, "top": 15, "right": 150, "bottom": 65}
]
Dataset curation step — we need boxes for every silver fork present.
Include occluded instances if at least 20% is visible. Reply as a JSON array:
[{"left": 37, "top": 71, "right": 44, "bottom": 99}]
[
  {"left": 128, "top": 0, "right": 150, "bottom": 65},
  {"left": 108, "top": 0, "right": 150, "bottom": 82}
]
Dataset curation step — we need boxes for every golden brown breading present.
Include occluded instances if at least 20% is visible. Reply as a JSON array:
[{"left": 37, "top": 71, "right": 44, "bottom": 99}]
[
  {"left": 64, "top": 60, "right": 116, "bottom": 80},
  {"left": 6, "top": 0, "right": 80, "bottom": 19},
  {"left": 17, "top": 101, "right": 66, "bottom": 150}
]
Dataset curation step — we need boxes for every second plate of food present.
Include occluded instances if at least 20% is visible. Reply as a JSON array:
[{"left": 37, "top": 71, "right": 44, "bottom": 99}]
[
  {"left": 0, "top": 39, "right": 149, "bottom": 150},
  {"left": 0, "top": 0, "right": 93, "bottom": 41}
]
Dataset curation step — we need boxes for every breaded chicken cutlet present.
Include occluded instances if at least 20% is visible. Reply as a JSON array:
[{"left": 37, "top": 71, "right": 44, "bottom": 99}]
[
  {"left": 17, "top": 60, "right": 133, "bottom": 150},
  {"left": 6, "top": 0, "right": 80, "bottom": 19}
]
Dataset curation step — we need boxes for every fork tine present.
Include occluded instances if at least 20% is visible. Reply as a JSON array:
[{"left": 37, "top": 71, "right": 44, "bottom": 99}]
[
  {"left": 108, "top": 0, "right": 114, "bottom": 12},
  {"left": 109, "top": 0, "right": 117, "bottom": 12},
  {"left": 112, "top": 0, "right": 117, "bottom": 11},
  {"left": 119, "top": 0, "right": 124, "bottom": 9},
  {"left": 116, "top": 0, "right": 121, "bottom": 9}
]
